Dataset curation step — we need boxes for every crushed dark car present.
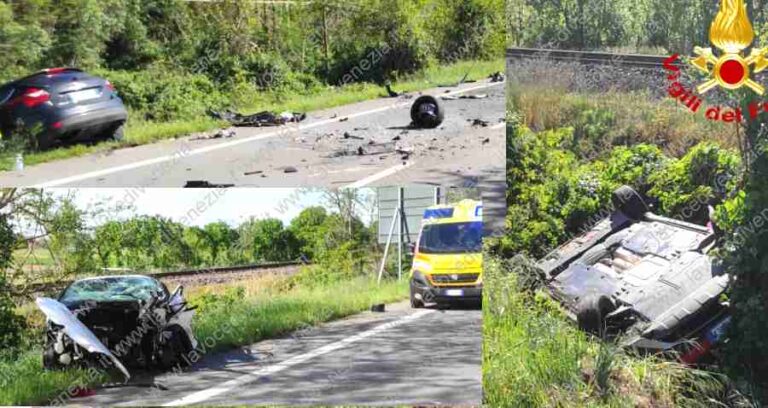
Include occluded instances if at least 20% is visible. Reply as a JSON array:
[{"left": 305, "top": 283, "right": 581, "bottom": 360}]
[
  {"left": 536, "top": 186, "right": 731, "bottom": 363},
  {"left": 37, "top": 275, "right": 198, "bottom": 381},
  {"left": 0, "top": 68, "right": 127, "bottom": 150}
]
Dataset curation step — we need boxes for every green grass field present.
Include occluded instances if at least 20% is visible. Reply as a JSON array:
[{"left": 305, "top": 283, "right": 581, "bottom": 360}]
[
  {"left": 0, "top": 59, "right": 502, "bottom": 171},
  {"left": 0, "top": 276, "right": 408, "bottom": 406}
]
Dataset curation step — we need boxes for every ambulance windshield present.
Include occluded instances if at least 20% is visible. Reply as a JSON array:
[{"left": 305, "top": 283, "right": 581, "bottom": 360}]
[{"left": 418, "top": 221, "right": 483, "bottom": 254}]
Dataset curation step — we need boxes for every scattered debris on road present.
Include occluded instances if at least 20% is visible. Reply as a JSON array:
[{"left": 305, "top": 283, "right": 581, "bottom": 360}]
[
  {"left": 209, "top": 109, "right": 306, "bottom": 127},
  {"left": 192, "top": 128, "right": 236, "bottom": 141},
  {"left": 441, "top": 94, "right": 489, "bottom": 101},
  {"left": 244, "top": 170, "right": 264, "bottom": 176},
  {"left": 385, "top": 82, "right": 401, "bottom": 97},
  {"left": 343, "top": 132, "right": 364, "bottom": 140},
  {"left": 396, "top": 146, "right": 414, "bottom": 160},
  {"left": 470, "top": 119, "right": 490, "bottom": 127},
  {"left": 371, "top": 304, "right": 386, "bottom": 312},
  {"left": 185, "top": 181, "right": 235, "bottom": 188},
  {"left": 283, "top": 166, "right": 299, "bottom": 174},
  {"left": 489, "top": 71, "right": 506, "bottom": 82}
]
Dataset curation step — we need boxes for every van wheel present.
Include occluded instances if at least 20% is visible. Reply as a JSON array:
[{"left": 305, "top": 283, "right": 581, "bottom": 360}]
[{"left": 410, "top": 286, "right": 424, "bottom": 308}]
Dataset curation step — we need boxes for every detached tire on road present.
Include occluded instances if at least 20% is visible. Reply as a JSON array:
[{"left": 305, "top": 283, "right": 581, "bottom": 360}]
[
  {"left": 576, "top": 294, "right": 616, "bottom": 338},
  {"left": 611, "top": 185, "right": 648, "bottom": 220},
  {"left": 410, "top": 95, "right": 445, "bottom": 128}
]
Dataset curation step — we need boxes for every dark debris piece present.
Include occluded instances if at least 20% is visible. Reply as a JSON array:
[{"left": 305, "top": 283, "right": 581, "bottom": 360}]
[
  {"left": 209, "top": 110, "right": 306, "bottom": 127},
  {"left": 489, "top": 71, "right": 506, "bottom": 82}
]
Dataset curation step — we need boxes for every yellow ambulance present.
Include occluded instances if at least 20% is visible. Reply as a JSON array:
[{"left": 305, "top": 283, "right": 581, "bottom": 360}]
[{"left": 409, "top": 199, "right": 483, "bottom": 308}]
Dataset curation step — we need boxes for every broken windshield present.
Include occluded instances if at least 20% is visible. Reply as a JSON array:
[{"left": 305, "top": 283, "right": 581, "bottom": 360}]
[
  {"left": 418, "top": 222, "right": 483, "bottom": 254},
  {"left": 60, "top": 276, "right": 164, "bottom": 304}
]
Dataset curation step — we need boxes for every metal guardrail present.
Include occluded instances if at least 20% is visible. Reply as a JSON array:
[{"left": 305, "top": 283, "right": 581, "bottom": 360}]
[
  {"left": 15, "top": 261, "right": 305, "bottom": 295},
  {"left": 506, "top": 47, "right": 681, "bottom": 69}
]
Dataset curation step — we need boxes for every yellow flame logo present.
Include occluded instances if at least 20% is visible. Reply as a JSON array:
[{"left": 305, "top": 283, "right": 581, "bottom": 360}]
[
  {"left": 691, "top": 0, "right": 768, "bottom": 94},
  {"left": 710, "top": 0, "right": 754, "bottom": 53}
]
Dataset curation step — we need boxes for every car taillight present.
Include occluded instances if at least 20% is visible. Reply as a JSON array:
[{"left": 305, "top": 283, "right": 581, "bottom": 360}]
[
  {"left": 8, "top": 88, "right": 50, "bottom": 108},
  {"left": 22, "top": 88, "right": 50, "bottom": 108},
  {"left": 105, "top": 81, "right": 115, "bottom": 92}
]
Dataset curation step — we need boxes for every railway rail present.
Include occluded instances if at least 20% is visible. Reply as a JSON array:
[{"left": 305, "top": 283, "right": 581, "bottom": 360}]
[
  {"left": 14, "top": 260, "right": 305, "bottom": 296},
  {"left": 506, "top": 47, "right": 681, "bottom": 69}
]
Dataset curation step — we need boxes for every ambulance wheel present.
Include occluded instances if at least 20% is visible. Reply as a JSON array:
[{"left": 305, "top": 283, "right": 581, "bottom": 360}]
[{"left": 410, "top": 286, "right": 424, "bottom": 308}]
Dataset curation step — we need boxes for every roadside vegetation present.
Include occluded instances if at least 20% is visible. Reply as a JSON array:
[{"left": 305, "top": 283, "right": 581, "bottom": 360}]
[
  {"left": 507, "top": 0, "right": 768, "bottom": 53},
  {"left": 0, "top": 0, "right": 504, "bottom": 169}
]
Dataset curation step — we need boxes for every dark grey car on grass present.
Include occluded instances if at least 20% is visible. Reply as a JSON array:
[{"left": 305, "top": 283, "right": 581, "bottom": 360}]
[
  {"left": 0, "top": 68, "right": 127, "bottom": 150},
  {"left": 537, "top": 186, "right": 731, "bottom": 363}
]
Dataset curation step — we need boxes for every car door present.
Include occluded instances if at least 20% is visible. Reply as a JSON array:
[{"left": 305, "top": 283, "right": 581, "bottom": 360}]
[{"left": 0, "top": 84, "right": 15, "bottom": 134}]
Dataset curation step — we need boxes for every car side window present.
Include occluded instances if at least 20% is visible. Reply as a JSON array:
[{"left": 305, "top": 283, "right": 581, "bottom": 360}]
[{"left": 0, "top": 86, "right": 13, "bottom": 105}]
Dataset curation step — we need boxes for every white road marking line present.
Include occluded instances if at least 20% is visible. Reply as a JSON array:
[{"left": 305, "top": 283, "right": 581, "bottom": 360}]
[
  {"left": 31, "top": 82, "right": 504, "bottom": 188},
  {"left": 344, "top": 161, "right": 415, "bottom": 189},
  {"left": 162, "top": 309, "right": 434, "bottom": 406}
]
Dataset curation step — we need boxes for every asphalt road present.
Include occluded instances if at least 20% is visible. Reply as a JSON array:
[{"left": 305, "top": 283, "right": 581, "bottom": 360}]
[
  {"left": 0, "top": 80, "right": 504, "bottom": 189},
  {"left": 70, "top": 301, "right": 482, "bottom": 407}
]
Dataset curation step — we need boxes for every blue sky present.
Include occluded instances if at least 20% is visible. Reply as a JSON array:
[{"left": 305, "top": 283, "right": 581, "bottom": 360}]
[{"left": 58, "top": 188, "right": 375, "bottom": 228}]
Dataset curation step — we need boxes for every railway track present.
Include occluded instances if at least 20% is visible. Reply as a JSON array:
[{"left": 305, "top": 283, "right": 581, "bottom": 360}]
[
  {"left": 14, "top": 261, "right": 305, "bottom": 296},
  {"left": 506, "top": 47, "right": 681, "bottom": 69}
]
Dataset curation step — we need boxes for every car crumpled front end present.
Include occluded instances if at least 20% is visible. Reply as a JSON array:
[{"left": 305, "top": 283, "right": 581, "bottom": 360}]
[{"left": 38, "top": 284, "right": 198, "bottom": 380}]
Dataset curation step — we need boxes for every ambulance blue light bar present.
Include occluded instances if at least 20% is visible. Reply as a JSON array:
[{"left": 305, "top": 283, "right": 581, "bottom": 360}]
[{"left": 423, "top": 208, "right": 454, "bottom": 219}]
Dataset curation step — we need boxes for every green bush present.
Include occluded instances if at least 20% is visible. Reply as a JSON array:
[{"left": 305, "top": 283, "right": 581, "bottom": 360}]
[
  {"left": 503, "top": 128, "right": 744, "bottom": 260},
  {"left": 0, "top": 274, "right": 25, "bottom": 351},
  {"left": 602, "top": 144, "right": 669, "bottom": 195},
  {"left": 649, "top": 143, "right": 742, "bottom": 224},
  {"left": 97, "top": 68, "right": 228, "bottom": 121},
  {"left": 0, "top": 215, "right": 25, "bottom": 351}
]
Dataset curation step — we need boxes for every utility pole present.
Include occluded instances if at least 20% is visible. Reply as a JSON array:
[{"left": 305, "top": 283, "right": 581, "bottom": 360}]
[
  {"left": 397, "top": 187, "right": 404, "bottom": 281},
  {"left": 322, "top": 4, "right": 330, "bottom": 76}
]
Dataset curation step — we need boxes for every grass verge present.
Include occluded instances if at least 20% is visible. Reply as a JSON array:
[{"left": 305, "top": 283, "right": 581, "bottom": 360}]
[
  {"left": 483, "top": 255, "right": 742, "bottom": 407},
  {"left": 0, "top": 275, "right": 408, "bottom": 406},
  {"left": 0, "top": 59, "right": 502, "bottom": 171},
  {"left": 511, "top": 86, "right": 737, "bottom": 159}
]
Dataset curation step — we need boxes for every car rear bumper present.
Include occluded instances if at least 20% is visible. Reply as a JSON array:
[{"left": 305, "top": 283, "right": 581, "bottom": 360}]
[{"left": 52, "top": 106, "right": 127, "bottom": 136}]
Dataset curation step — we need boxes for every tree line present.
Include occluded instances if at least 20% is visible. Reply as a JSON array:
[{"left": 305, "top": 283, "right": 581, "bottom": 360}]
[
  {"left": 1, "top": 0, "right": 504, "bottom": 84},
  {"left": 507, "top": 0, "right": 768, "bottom": 53},
  {"left": 0, "top": 189, "right": 378, "bottom": 290}
]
